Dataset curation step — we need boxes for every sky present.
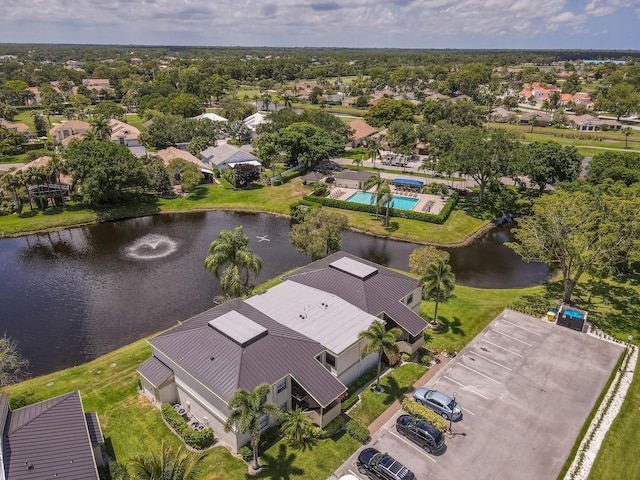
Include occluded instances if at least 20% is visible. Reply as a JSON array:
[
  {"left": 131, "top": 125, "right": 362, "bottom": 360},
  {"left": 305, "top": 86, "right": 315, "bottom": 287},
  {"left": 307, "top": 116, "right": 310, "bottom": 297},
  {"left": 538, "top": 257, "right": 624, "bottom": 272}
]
[{"left": 1, "top": 0, "right": 639, "bottom": 50}]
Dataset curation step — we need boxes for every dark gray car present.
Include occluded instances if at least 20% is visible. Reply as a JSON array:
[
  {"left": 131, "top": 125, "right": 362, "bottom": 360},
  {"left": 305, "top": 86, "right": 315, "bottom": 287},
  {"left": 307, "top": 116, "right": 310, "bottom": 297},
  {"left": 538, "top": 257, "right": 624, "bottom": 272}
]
[
  {"left": 396, "top": 414, "right": 446, "bottom": 454},
  {"left": 357, "top": 447, "right": 415, "bottom": 480}
]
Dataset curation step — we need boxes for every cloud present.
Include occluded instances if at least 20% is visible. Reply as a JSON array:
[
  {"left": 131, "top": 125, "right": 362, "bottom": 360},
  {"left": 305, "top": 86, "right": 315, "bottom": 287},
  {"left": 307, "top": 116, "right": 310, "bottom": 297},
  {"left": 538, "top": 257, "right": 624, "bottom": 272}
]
[
  {"left": 585, "top": 0, "right": 635, "bottom": 17},
  {"left": 0, "top": 0, "right": 634, "bottom": 48}
]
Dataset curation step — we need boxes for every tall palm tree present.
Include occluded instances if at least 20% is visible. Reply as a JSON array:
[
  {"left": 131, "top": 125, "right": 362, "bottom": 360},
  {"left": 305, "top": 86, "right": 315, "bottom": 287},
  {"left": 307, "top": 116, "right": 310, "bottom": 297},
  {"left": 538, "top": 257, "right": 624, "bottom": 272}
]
[
  {"left": 48, "top": 156, "right": 66, "bottom": 207},
  {"left": 378, "top": 182, "right": 394, "bottom": 227},
  {"left": 224, "top": 383, "right": 282, "bottom": 471},
  {"left": 129, "top": 441, "right": 206, "bottom": 480},
  {"left": 420, "top": 258, "right": 456, "bottom": 325},
  {"left": 365, "top": 138, "right": 381, "bottom": 169},
  {"left": 90, "top": 115, "right": 112, "bottom": 141},
  {"left": 365, "top": 173, "right": 385, "bottom": 219},
  {"left": 204, "top": 226, "right": 262, "bottom": 298},
  {"left": 358, "top": 320, "right": 403, "bottom": 393},
  {"left": 0, "top": 169, "right": 23, "bottom": 213},
  {"left": 280, "top": 406, "right": 316, "bottom": 446},
  {"left": 14, "top": 170, "right": 33, "bottom": 211}
]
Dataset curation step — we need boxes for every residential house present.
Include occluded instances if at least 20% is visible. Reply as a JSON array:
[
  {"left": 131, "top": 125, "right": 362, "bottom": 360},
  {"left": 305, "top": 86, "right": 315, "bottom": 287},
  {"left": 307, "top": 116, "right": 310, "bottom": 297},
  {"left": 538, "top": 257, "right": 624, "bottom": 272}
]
[
  {"left": 333, "top": 169, "right": 372, "bottom": 189},
  {"left": 519, "top": 82, "right": 557, "bottom": 104},
  {"left": 200, "top": 143, "right": 262, "bottom": 171},
  {"left": 571, "top": 92, "right": 594, "bottom": 109},
  {"left": 0, "top": 119, "right": 35, "bottom": 140},
  {"left": 489, "top": 107, "right": 516, "bottom": 123},
  {"left": 243, "top": 112, "right": 268, "bottom": 140},
  {"left": 82, "top": 79, "right": 112, "bottom": 101},
  {"left": 324, "top": 93, "right": 345, "bottom": 105},
  {"left": 138, "top": 252, "right": 426, "bottom": 452},
  {"left": 50, "top": 120, "right": 91, "bottom": 145},
  {"left": 155, "top": 146, "right": 215, "bottom": 180},
  {"left": 570, "top": 115, "right": 622, "bottom": 131},
  {"left": 347, "top": 119, "right": 377, "bottom": 147},
  {"left": 193, "top": 112, "right": 228, "bottom": 124},
  {"left": 108, "top": 118, "right": 140, "bottom": 147},
  {"left": 0, "top": 391, "right": 104, "bottom": 479},
  {"left": 519, "top": 112, "right": 552, "bottom": 127},
  {"left": 12, "top": 156, "right": 73, "bottom": 199}
]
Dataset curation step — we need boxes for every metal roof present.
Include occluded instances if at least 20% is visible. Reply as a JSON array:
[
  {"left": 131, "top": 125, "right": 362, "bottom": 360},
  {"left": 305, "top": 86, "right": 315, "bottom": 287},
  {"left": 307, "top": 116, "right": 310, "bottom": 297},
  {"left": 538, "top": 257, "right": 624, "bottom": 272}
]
[
  {"left": 245, "top": 281, "right": 379, "bottom": 354},
  {"left": 392, "top": 178, "right": 424, "bottom": 187},
  {"left": 149, "top": 299, "right": 346, "bottom": 407},
  {"left": 284, "top": 252, "right": 426, "bottom": 337},
  {"left": 84, "top": 413, "right": 104, "bottom": 445},
  {"left": 137, "top": 356, "right": 174, "bottom": 387},
  {"left": 3, "top": 391, "right": 100, "bottom": 480}
]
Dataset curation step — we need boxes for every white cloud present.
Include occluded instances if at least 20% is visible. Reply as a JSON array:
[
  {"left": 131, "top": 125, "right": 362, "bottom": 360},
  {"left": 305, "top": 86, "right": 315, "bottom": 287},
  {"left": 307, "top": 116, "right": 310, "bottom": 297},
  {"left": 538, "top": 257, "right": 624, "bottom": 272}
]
[{"left": 585, "top": 0, "right": 635, "bottom": 17}]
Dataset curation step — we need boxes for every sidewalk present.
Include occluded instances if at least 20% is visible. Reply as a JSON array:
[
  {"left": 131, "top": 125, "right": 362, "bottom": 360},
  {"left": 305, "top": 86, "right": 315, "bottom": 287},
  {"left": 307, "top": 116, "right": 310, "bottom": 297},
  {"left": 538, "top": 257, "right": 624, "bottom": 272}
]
[{"left": 367, "top": 354, "right": 450, "bottom": 434}]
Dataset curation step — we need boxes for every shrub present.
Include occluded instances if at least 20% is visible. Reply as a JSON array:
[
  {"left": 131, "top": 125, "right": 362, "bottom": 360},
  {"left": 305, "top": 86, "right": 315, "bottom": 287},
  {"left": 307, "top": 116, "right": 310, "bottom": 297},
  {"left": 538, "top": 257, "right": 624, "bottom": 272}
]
[
  {"left": 347, "top": 365, "right": 379, "bottom": 395},
  {"left": 341, "top": 394, "right": 359, "bottom": 412},
  {"left": 289, "top": 200, "right": 319, "bottom": 222},
  {"left": 346, "top": 419, "right": 370, "bottom": 444},
  {"left": 319, "top": 416, "right": 345, "bottom": 438},
  {"left": 401, "top": 352, "right": 412, "bottom": 363},
  {"left": 419, "top": 354, "right": 433, "bottom": 366},
  {"left": 161, "top": 403, "right": 214, "bottom": 450},
  {"left": 239, "top": 446, "right": 253, "bottom": 462},
  {"left": 258, "top": 426, "right": 282, "bottom": 452},
  {"left": 401, "top": 398, "right": 448, "bottom": 433}
]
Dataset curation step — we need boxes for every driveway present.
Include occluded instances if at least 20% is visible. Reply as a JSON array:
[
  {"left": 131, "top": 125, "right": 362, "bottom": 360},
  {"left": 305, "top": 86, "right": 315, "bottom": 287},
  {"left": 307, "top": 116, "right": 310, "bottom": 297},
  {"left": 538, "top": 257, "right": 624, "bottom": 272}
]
[{"left": 332, "top": 310, "right": 623, "bottom": 480}]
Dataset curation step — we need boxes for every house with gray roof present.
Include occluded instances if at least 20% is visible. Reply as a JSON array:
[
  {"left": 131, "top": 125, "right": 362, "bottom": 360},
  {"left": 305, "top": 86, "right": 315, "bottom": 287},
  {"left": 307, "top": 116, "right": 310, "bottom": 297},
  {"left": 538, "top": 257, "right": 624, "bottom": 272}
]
[
  {"left": 333, "top": 169, "right": 372, "bottom": 189},
  {"left": 0, "top": 391, "right": 104, "bottom": 480},
  {"left": 138, "top": 252, "right": 426, "bottom": 453},
  {"left": 200, "top": 143, "right": 262, "bottom": 171}
]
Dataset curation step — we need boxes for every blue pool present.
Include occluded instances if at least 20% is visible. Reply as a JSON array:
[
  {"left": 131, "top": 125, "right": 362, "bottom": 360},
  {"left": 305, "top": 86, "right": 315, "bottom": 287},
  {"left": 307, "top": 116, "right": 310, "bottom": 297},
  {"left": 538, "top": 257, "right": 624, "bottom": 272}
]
[{"left": 346, "top": 191, "right": 418, "bottom": 211}]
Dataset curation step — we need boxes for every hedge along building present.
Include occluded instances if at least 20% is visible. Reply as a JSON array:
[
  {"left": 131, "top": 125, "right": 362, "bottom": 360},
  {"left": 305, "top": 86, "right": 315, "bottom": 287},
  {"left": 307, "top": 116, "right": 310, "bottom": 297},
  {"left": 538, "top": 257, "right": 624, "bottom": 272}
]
[{"left": 138, "top": 252, "right": 426, "bottom": 452}]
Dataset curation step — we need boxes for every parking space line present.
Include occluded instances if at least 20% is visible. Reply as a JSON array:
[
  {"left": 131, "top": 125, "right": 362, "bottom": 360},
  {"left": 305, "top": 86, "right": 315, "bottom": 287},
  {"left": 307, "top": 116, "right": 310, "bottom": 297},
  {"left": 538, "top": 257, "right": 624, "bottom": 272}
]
[
  {"left": 458, "top": 363, "right": 501, "bottom": 384},
  {"left": 500, "top": 318, "right": 542, "bottom": 336},
  {"left": 443, "top": 375, "right": 487, "bottom": 402},
  {"left": 490, "top": 328, "right": 533, "bottom": 346},
  {"left": 468, "top": 351, "right": 512, "bottom": 371},
  {"left": 481, "top": 339, "right": 523, "bottom": 357},
  {"left": 387, "top": 430, "right": 438, "bottom": 463}
]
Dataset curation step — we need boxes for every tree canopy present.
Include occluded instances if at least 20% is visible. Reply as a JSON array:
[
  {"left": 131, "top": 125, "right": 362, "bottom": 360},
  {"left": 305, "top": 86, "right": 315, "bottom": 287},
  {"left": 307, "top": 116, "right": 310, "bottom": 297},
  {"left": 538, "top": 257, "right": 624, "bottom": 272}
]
[{"left": 289, "top": 208, "right": 348, "bottom": 260}]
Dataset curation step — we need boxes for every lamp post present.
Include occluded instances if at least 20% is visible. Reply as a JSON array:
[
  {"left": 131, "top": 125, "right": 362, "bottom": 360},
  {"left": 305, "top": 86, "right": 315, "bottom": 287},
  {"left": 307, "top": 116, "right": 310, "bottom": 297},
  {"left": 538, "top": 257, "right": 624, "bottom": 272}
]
[{"left": 449, "top": 392, "right": 458, "bottom": 434}]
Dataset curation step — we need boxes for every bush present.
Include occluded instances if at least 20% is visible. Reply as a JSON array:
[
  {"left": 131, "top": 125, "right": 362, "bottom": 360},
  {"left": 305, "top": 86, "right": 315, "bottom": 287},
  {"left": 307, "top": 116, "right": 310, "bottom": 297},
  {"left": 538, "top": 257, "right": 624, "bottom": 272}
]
[
  {"left": 161, "top": 404, "right": 214, "bottom": 450},
  {"left": 341, "top": 394, "right": 359, "bottom": 411},
  {"left": 419, "top": 354, "right": 433, "bottom": 366},
  {"left": 258, "top": 426, "right": 282, "bottom": 452},
  {"left": 289, "top": 200, "right": 319, "bottom": 222},
  {"left": 346, "top": 420, "right": 370, "bottom": 444},
  {"left": 239, "top": 446, "right": 253, "bottom": 462},
  {"left": 401, "top": 352, "right": 412, "bottom": 363},
  {"left": 319, "top": 416, "right": 345, "bottom": 438},
  {"left": 303, "top": 193, "right": 458, "bottom": 225},
  {"left": 347, "top": 365, "right": 379, "bottom": 395},
  {"left": 401, "top": 398, "right": 448, "bottom": 433}
]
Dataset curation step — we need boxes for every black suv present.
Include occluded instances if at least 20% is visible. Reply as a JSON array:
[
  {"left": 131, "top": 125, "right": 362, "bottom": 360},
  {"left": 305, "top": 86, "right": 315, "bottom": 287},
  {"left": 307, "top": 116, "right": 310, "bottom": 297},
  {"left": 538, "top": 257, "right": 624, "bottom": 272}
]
[
  {"left": 396, "top": 414, "right": 446, "bottom": 454},
  {"left": 357, "top": 448, "right": 415, "bottom": 480}
]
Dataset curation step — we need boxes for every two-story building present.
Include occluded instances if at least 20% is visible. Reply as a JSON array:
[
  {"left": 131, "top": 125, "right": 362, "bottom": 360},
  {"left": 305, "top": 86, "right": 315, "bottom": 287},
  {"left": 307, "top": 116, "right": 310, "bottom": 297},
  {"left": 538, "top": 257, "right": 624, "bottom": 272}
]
[{"left": 138, "top": 252, "right": 426, "bottom": 453}]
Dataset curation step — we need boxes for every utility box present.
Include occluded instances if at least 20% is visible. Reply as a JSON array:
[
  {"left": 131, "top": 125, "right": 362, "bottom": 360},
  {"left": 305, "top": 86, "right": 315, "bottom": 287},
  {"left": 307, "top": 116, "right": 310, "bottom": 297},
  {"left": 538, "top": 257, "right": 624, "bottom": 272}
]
[{"left": 556, "top": 305, "right": 588, "bottom": 332}]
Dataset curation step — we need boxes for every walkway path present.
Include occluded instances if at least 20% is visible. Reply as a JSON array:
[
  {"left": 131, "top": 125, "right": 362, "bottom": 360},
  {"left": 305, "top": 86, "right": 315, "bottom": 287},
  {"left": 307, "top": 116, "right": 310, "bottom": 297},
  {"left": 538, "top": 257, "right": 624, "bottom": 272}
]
[{"left": 367, "top": 353, "right": 450, "bottom": 434}]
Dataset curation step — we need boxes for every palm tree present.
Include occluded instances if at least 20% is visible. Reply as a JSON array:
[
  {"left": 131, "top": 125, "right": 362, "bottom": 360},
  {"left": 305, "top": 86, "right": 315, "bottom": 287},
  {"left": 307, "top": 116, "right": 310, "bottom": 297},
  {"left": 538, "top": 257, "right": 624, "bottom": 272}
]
[
  {"left": 365, "top": 173, "right": 385, "bottom": 219},
  {"left": 420, "top": 258, "right": 456, "bottom": 325},
  {"left": 378, "top": 182, "right": 394, "bottom": 227},
  {"left": 622, "top": 127, "right": 633, "bottom": 149},
  {"left": 365, "top": 138, "right": 380, "bottom": 169},
  {"left": 48, "top": 156, "right": 66, "bottom": 207},
  {"left": 280, "top": 406, "right": 316, "bottom": 446},
  {"left": 224, "top": 383, "right": 282, "bottom": 471},
  {"left": 0, "top": 169, "right": 23, "bottom": 213},
  {"left": 90, "top": 115, "right": 112, "bottom": 141},
  {"left": 204, "top": 226, "right": 262, "bottom": 298},
  {"left": 358, "top": 320, "right": 403, "bottom": 393},
  {"left": 129, "top": 441, "right": 206, "bottom": 480},
  {"left": 14, "top": 170, "right": 33, "bottom": 211}
]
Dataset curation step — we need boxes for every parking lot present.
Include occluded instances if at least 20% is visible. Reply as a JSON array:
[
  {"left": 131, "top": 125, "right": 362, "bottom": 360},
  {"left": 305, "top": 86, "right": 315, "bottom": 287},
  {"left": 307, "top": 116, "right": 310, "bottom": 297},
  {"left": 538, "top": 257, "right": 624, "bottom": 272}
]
[{"left": 333, "top": 310, "right": 624, "bottom": 480}]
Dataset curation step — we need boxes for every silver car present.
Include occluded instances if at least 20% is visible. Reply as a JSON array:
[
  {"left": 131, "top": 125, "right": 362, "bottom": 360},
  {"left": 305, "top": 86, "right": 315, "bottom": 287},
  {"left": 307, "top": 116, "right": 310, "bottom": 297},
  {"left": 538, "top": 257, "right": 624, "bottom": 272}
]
[{"left": 413, "top": 388, "right": 462, "bottom": 421}]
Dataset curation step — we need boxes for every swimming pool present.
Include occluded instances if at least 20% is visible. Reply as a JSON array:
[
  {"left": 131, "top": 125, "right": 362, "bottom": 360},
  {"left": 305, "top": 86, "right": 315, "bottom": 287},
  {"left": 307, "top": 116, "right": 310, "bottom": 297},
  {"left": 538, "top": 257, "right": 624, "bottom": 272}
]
[{"left": 346, "top": 191, "right": 419, "bottom": 211}]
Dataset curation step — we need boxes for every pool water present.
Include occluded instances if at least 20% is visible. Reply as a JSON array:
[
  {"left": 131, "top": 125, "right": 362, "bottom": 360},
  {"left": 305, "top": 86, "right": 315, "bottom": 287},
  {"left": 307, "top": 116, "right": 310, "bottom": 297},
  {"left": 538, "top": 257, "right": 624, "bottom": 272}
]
[{"left": 346, "top": 191, "right": 418, "bottom": 211}]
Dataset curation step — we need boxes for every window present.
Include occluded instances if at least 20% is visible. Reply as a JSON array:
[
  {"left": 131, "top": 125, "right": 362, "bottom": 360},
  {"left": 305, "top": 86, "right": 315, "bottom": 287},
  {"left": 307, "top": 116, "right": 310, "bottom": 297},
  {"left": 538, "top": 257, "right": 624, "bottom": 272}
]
[
  {"left": 279, "top": 402, "right": 288, "bottom": 412},
  {"left": 406, "top": 293, "right": 414, "bottom": 305},
  {"left": 325, "top": 352, "right": 336, "bottom": 368},
  {"left": 276, "top": 379, "right": 286, "bottom": 394},
  {"left": 259, "top": 416, "right": 268, "bottom": 431}
]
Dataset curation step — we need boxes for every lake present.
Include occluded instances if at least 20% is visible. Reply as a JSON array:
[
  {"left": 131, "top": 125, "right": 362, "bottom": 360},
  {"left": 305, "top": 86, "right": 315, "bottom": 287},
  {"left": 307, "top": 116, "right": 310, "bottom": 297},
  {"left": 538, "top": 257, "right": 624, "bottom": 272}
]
[{"left": 0, "top": 211, "right": 548, "bottom": 376}]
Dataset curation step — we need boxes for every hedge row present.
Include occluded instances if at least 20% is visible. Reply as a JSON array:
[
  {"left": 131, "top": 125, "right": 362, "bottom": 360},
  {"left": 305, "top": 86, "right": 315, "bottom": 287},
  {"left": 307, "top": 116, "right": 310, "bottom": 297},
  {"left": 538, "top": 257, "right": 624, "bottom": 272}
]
[
  {"left": 346, "top": 419, "right": 370, "bottom": 444},
  {"left": 401, "top": 398, "right": 448, "bottom": 433},
  {"left": 318, "top": 415, "right": 345, "bottom": 439},
  {"left": 161, "top": 404, "right": 215, "bottom": 450},
  {"left": 302, "top": 192, "right": 458, "bottom": 224}
]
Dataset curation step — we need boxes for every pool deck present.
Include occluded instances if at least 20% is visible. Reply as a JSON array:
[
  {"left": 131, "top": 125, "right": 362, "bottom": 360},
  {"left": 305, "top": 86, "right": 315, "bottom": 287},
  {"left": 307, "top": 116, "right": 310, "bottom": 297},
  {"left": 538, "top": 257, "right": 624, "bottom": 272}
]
[{"left": 329, "top": 186, "right": 447, "bottom": 215}]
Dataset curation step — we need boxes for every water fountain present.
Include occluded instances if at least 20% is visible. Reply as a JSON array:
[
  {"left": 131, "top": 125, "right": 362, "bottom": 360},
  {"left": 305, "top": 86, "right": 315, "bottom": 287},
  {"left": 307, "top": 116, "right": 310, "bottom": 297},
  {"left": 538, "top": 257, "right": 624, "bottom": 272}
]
[{"left": 124, "top": 234, "right": 178, "bottom": 260}]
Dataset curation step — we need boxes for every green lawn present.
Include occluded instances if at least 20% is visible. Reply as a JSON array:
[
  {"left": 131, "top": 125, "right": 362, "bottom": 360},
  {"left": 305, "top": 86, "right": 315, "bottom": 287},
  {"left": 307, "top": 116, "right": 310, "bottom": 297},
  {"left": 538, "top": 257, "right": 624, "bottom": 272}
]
[
  {"left": 0, "top": 182, "right": 489, "bottom": 245},
  {"left": 349, "top": 363, "right": 428, "bottom": 426}
]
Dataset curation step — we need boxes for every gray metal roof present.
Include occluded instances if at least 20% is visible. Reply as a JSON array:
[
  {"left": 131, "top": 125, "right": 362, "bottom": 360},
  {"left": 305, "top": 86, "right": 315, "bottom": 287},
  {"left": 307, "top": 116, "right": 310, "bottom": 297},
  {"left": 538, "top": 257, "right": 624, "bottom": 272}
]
[
  {"left": 137, "top": 356, "right": 174, "bottom": 387},
  {"left": 246, "top": 281, "right": 378, "bottom": 354},
  {"left": 208, "top": 310, "right": 267, "bottom": 347},
  {"left": 284, "top": 252, "right": 426, "bottom": 337},
  {"left": 3, "top": 391, "right": 99, "bottom": 480},
  {"left": 149, "top": 299, "right": 346, "bottom": 407},
  {"left": 334, "top": 169, "right": 372, "bottom": 182}
]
